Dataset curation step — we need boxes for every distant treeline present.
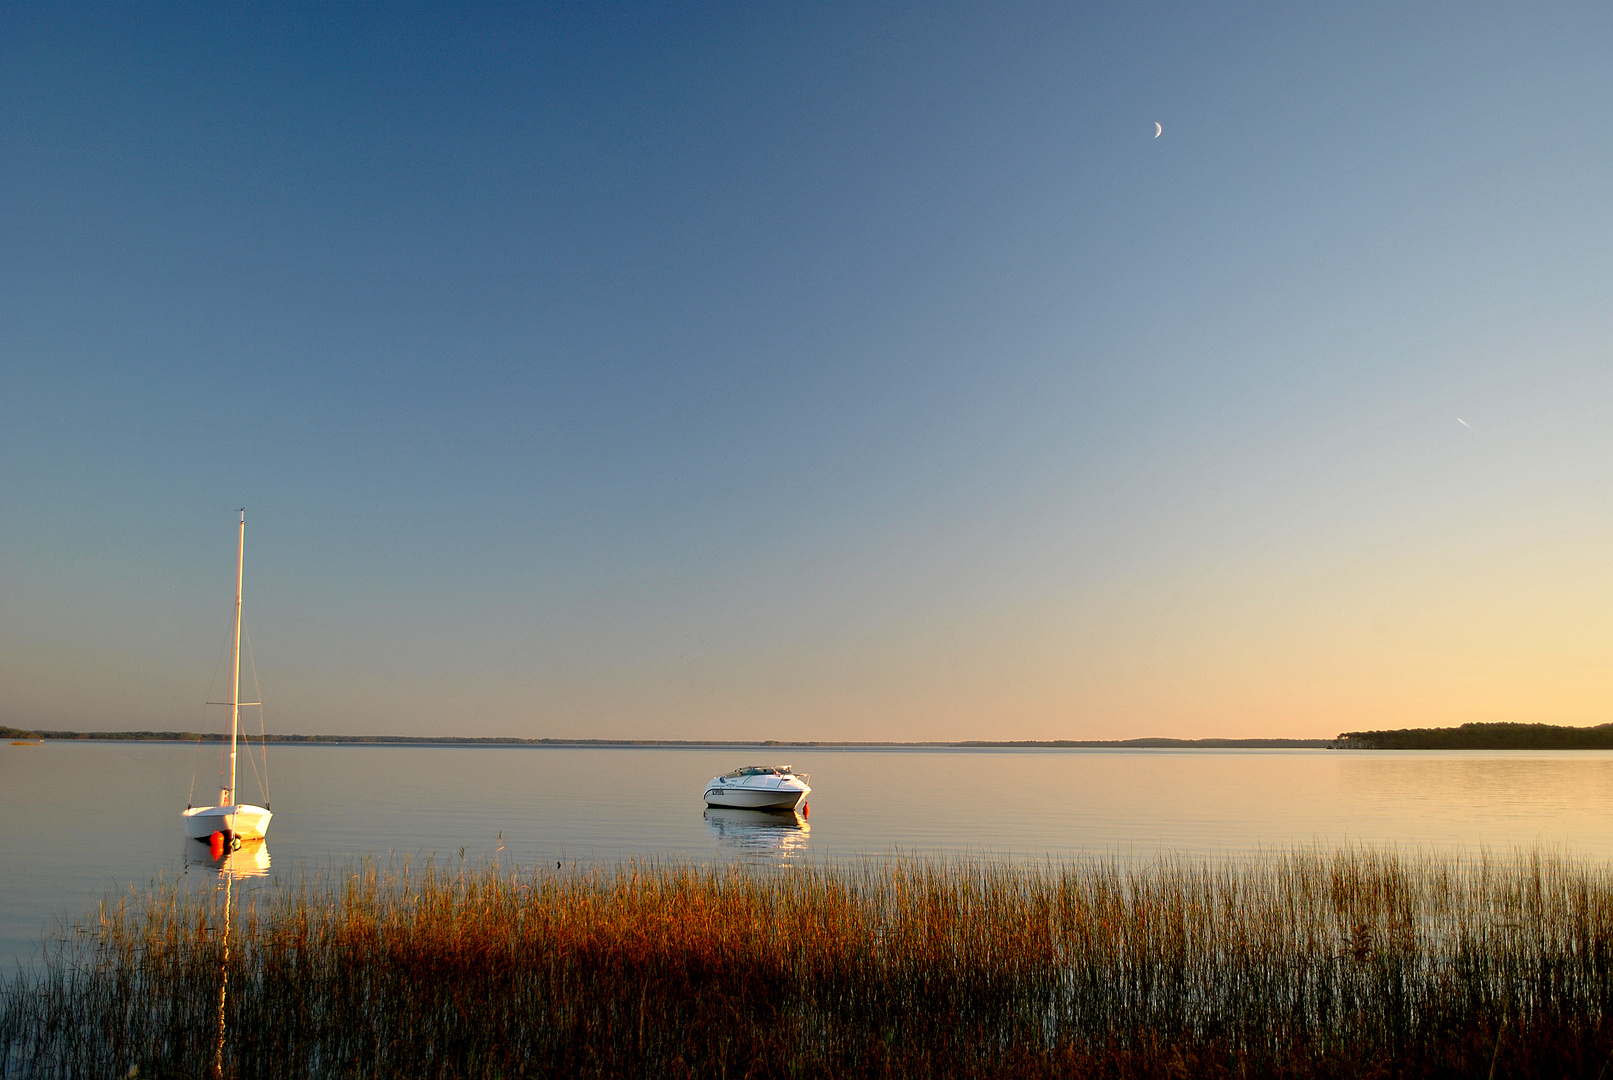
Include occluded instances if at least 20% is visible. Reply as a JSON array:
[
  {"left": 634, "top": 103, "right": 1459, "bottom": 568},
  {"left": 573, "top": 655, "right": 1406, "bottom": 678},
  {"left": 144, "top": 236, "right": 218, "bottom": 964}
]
[
  {"left": 0, "top": 725, "right": 1330, "bottom": 749},
  {"left": 1336, "top": 722, "right": 1613, "bottom": 750},
  {"left": 19, "top": 722, "right": 1613, "bottom": 751}
]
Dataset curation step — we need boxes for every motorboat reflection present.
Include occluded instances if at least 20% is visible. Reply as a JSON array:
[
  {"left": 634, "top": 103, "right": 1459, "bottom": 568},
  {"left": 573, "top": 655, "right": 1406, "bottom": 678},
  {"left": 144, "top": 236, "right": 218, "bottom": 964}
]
[
  {"left": 704, "top": 807, "right": 810, "bottom": 860},
  {"left": 182, "top": 836, "right": 271, "bottom": 879},
  {"left": 703, "top": 765, "right": 810, "bottom": 811}
]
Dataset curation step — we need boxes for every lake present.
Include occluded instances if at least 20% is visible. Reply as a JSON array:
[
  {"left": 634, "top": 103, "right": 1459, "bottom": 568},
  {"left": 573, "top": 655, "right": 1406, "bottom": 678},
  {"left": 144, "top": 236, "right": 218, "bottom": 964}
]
[{"left": 5, "top": 741, "right": 1613, "bottom": 969}]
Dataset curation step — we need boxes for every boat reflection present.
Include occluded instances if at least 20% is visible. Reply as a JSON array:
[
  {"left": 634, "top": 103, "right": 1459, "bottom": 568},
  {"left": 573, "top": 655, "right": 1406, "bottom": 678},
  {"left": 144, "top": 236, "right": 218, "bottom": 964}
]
[
  {"left": 703, "top": 807, "right": 810, "bottom": 861},
  {"left": 182, "top": 837, "right": 271, "bottom": 879}
]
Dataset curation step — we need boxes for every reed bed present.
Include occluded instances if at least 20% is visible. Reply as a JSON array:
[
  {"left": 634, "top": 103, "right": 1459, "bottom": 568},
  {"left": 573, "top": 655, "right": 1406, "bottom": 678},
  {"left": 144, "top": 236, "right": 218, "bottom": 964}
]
[{"left": 5, "top": 848, "right": 1613, "bottom": 1078}]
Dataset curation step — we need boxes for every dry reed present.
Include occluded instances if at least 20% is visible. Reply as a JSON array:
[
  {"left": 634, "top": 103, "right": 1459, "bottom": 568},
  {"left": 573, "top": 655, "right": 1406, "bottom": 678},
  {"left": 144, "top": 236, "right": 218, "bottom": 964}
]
[{"left": 4, "top": 848, "right": 1613, "bottom": 1078}]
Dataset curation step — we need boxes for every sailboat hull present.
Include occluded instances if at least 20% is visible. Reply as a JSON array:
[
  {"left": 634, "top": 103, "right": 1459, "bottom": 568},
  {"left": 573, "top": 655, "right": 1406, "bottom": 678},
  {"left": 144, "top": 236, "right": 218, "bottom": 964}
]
[{"left": 183, "top": 804, "right": 272, "bottom": 840}]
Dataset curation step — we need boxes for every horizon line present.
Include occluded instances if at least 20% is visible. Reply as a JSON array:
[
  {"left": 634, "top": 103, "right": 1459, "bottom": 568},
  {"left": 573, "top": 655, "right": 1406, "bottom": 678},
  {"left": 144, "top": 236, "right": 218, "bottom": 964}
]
[{"left": 2, "top": 726, "right": 1333, "bottom": 749}]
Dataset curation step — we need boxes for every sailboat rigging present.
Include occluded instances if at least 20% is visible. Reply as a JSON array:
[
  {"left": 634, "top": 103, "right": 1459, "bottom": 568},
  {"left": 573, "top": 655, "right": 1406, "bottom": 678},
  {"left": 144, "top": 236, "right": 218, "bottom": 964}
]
[{"left": 183, "top": 510, "right": 273, "bottom": 845}]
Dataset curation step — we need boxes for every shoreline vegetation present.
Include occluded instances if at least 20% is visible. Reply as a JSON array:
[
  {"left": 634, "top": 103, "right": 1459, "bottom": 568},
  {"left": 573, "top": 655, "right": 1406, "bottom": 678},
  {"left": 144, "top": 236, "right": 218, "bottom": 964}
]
[
  {"left": 8, "top": 721, "right": 1613, "bottom": 749},
  {"left": 1334, "top": 722, "right": 1613, "bottom": 750},
  {"left": 5, "top": 849, "right": 1613, "bottom": 1078}
]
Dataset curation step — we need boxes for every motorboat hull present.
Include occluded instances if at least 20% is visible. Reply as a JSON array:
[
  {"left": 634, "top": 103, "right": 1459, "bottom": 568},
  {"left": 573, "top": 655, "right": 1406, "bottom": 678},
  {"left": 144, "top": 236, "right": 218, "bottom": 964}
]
[
  {"left": 183, "top": 803, "right": 272, "bottom": 840},
  {"left": 704, "top": 779, "right": 809, "bottom": 811},
  {"left": 704, "top": 787, "right": 806, "bottom": 810}
]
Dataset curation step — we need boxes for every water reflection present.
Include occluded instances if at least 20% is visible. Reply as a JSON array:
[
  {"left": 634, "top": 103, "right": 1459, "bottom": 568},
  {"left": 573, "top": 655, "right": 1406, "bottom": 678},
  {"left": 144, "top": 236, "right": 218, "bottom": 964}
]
[
  {"left": 704, "top": 807, "right": 810, "bottom": 861},
  {"left": 182, "top": 837, "right": 271, "bottom": 879}
]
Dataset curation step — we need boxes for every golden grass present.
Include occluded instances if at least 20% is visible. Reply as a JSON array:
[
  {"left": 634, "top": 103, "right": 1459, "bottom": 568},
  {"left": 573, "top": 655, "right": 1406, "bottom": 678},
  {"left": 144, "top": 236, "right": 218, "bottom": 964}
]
[{"left": 5, "top": 848, "right": 1613, "bottom": 1077}]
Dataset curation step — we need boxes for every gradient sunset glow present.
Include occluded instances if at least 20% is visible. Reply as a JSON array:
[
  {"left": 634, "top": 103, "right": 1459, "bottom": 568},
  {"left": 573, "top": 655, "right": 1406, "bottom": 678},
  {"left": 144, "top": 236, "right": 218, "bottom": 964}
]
[{"left": 3, "top": 4, "right": 1611, "bottom": 741}]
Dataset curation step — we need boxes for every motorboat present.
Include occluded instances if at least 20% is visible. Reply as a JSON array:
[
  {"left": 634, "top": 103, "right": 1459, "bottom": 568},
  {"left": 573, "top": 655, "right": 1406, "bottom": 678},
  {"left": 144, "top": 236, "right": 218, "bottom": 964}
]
[
  {"left": 182, "top": 511, "right": 273, "bottom": 846},
  {"left": 703, "top": 765, "right": 810, "bottom": 811}
]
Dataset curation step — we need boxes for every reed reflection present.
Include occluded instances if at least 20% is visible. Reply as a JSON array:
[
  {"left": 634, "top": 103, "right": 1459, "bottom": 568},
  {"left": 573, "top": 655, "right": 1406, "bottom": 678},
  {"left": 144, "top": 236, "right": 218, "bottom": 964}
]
[
  {"left": 182, "top": 837, "right": 271, "bottom": 879},
  {"left": 703, "top": 807, "right": 810, "bottom": 862}
]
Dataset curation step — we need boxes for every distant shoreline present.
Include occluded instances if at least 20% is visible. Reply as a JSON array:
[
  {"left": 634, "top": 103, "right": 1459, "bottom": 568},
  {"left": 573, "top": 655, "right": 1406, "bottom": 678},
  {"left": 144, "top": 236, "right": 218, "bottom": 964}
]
[
  {"left": 13, "top": 721, "right": 1613, "bottom": 750},
  {"left": 1, "top": 725, "right": 1329, "bottom": 749},
  {"left": 1334, "top": 722, "right": 1613, "bottom": 750}
]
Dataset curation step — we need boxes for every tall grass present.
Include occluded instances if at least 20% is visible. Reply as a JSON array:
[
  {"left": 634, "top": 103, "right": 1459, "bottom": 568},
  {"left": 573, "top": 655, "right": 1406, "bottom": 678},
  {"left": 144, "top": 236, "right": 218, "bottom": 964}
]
[{"left": 5, "top": 848, "right": 1613, "bottom": 1077}]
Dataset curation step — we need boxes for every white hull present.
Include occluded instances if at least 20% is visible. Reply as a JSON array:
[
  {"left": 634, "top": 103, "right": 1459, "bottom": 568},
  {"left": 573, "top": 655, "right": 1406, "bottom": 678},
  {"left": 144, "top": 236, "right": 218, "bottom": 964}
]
[
  {"left": 183, "top": 803, "right": 272, "bottom": 840},
  {"left": 704, "top": 787, "right": 807, "bottom": 810}
]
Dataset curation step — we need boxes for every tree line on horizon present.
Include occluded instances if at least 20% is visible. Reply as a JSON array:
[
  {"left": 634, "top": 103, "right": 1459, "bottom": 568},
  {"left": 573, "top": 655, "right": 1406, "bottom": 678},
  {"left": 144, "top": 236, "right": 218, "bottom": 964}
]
[
  {"left": 1336, "top": 722, "right": 1613, "bottom": 750},
  {"left": 0, "top": 725, "right": 1329, "bottom": 747},
  {"left": 13, "top": 722, "right": 1613, "bottom": 750}
]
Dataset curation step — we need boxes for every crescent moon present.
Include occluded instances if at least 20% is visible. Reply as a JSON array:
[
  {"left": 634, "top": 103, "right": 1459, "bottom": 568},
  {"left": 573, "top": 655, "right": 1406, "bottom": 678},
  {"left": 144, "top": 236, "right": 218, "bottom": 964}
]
[{"left": 1154, "top": 122, "right": 1163, "bottom": 138}]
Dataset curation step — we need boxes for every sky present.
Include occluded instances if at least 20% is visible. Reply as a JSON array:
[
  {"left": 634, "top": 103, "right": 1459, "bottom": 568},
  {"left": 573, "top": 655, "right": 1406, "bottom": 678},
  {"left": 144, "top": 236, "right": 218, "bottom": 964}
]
[{"left": 3, "top": 2, "right": 1613, "bottom": 741}]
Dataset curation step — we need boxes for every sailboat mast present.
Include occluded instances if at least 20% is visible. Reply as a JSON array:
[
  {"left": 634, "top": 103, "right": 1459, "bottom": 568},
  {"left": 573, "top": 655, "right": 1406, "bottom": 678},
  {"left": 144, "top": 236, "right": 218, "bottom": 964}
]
[{"left": 229, "top": 509, "right": 244, "bottom": 804}]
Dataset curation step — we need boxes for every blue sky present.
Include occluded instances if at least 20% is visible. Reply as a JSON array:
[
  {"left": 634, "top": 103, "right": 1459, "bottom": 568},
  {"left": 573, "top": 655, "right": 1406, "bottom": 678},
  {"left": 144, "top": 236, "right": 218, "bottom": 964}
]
[{"left": 4, "top": 3, "right": 1613, "bottom": 739}]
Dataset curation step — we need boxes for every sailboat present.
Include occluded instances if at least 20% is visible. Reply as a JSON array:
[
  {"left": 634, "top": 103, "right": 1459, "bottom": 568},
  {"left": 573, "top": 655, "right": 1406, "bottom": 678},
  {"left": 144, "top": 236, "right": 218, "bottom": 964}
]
[{"left": 183, "top": 510, "right": 273, "bottom": 844}]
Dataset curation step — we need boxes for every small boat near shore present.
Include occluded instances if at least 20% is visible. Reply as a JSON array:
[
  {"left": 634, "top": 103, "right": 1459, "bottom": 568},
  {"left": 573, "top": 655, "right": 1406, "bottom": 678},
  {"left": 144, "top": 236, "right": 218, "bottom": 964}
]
[
  {"left": 182, "top": 510, "right": 272, "bottom": 847},
  {"left": 703, "top": 765, "right": 810, "bottom": 811}
]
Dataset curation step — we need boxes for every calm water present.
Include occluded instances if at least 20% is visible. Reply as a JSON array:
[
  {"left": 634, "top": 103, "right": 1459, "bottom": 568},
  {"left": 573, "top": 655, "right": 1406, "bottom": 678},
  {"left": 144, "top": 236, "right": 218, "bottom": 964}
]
[{"left": 5, "top": 741, "right": 1613, "bottom": 968}]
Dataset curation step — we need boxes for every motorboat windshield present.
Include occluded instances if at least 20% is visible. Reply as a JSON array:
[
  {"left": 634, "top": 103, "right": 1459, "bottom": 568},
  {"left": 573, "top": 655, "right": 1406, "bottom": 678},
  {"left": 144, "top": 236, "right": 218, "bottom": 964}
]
[{"left": 721, "top": 765, "right": 801, "bottom": 779}]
